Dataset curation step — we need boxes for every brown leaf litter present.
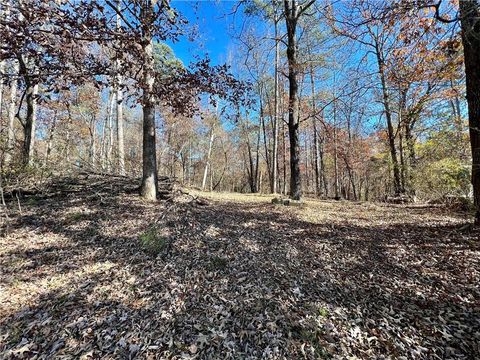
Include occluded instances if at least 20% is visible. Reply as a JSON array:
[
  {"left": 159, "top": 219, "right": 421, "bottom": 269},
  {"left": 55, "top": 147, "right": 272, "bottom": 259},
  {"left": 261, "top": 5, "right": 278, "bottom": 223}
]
[{"left": 0, "top": 175, "right": 479, "bottom": 359}]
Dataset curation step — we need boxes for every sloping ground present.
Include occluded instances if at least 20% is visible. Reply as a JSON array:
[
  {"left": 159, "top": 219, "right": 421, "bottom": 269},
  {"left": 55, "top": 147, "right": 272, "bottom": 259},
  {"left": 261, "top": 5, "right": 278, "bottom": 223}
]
[{"left": 1, "top": 176, "right": 479, "bottom": 359}]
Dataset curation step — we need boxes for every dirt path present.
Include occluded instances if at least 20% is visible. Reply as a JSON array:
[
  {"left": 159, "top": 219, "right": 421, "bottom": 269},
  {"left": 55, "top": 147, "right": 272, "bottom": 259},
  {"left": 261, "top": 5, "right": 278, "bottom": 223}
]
[{"left": 1, "top": 177, "right": 479, "bottom": 359}]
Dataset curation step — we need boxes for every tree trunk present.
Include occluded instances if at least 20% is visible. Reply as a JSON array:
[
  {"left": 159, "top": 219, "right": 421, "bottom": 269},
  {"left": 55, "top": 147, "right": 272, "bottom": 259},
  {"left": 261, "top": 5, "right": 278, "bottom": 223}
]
[
  {"left": 333, "top": 99, "right": 339, "bottom": 200},
  {"left": 320, "top": 132, "right": 328, "bottom": 196},
  {"left": 107, "top": 91, "right": 115, "bottom": 172},
  {"left": 0, "top": 62, "right": 4, "bottom": 125},
  {"left": 282, "top": 117, "right": 287, "bottom": 195},
  {"left": 89, "top": 114, "right": 97, "bottom": 168},
  {"left": 304, "top": 129, "right": 310, "bottom": 192},
  {"left": 23, "top": 82, "right": 38, "bottom": 166},
  {"left": 460, "top": 0, "right": 480, "bottom": 225},
  {"left": 272, "top": 11, "right": 280, "bottom": 194},
  {"left": 5, "top": 60, "right": 18, "bottom": 165},
  {"left": 255, "top": 124, "right": 261, "bottom": 192},
  {"left": 116, "top": 0, "right": 125, "bottom": 176},
  {"left": 309, "top": 65, "right": 322, "bottom": 197},
  {"left": 202, "top": 128, "right": 214, "bottom": 191},
  {"left": 245, "top": 125, "right": 257, "bottom": 193},
  {"left": 450, "top": 79, "right": 464, "bottom": 145},
  {"left": 0, "top": 3, "right": 8, "bottom": 126},
  {"left": 100, "top": 98, "right": 108, "bottom": 170},
  {"left": 405, "top": 121, "right": 416, "bottom": 195},
  {"left": 140, "top": 4, "right": 158, "bottom": 201},
  {"left": 399, "top": 130, "right": 406, "bottom": 190},
  {"left": 284, "top": 0, "right": 302, "bottom": 200},
  {"left": 44, "top": 115, "right": 56, "bottom": 166},
  {"left": 375, "top": 42, "right": 402, "bottom": 195},
  {"left": 261, "top": 104, "right": 272, "bottom": 185},
  {"left": 141, "top": 100, "right": 157, "bottom": 200},
  {"left": 116, "top": 73, "right": 125, "bottom": 175}
]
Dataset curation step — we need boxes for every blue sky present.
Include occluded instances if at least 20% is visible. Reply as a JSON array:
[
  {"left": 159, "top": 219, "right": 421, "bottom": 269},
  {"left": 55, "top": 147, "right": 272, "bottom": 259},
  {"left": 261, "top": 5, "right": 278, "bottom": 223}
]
[{"left": 168, "top": 1, "right": 239, "bottom": 67}]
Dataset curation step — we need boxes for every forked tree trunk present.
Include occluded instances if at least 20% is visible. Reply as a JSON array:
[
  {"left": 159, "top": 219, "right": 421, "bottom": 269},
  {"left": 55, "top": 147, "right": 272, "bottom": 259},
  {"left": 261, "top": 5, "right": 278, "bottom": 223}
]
[{"left": 460, "top": 0, "right": 480, "bottom": 225}]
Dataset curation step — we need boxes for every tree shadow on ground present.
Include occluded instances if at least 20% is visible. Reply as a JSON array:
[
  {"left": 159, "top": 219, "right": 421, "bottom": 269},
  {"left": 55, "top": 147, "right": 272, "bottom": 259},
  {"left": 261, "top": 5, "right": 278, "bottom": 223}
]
[{"left": 1, "top": 181, "right": 479, "bottom": 359}]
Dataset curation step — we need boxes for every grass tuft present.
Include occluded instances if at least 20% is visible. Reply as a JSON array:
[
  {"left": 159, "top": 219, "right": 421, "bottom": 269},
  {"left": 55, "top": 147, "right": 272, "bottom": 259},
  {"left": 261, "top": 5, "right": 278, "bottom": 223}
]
[
  {"left": 318, "top": 307, "right": 329, "bottom": 317},
  {"left": 139, "top": 227, "right": 168, "bottom": 255}
]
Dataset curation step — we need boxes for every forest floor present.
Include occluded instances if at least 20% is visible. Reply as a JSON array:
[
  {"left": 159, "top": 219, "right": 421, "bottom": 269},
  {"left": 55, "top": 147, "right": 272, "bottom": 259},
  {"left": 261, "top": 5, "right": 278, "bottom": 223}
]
[{"left": 1, "top": 174, "right": 479, "bottom": 359}]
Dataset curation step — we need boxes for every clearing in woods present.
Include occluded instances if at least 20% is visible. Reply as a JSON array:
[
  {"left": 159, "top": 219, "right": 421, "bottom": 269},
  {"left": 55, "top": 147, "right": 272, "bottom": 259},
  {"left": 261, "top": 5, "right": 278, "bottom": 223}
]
[{"left": 0, "top": 175, "right": 479, "bottom": 359}]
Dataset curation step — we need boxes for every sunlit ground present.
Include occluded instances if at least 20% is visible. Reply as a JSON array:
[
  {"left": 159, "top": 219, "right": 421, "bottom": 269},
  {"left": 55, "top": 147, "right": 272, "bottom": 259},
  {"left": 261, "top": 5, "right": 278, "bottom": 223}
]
[{"left": 1, "top": 179, "right": 479, "bottom": 359}]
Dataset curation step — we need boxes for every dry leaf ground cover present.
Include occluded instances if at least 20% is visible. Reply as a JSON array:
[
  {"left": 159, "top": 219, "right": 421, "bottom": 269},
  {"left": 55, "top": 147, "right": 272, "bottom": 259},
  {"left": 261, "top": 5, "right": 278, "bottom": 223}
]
[{"left": 1, "top": 175, "right": 479, "bottom": 359}]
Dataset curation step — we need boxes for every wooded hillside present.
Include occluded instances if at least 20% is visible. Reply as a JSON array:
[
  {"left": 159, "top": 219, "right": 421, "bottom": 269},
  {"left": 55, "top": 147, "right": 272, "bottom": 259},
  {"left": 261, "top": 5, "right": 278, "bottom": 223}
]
[{"left": 0, "top": 1, "right": 479, "bottom": 358}]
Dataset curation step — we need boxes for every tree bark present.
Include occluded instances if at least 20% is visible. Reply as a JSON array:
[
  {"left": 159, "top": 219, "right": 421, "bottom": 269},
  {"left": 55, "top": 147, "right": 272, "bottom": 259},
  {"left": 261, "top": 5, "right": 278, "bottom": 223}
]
[
  {"left": 255, "top": 124, "right": 261, "bottom": 192},
  {"left": 282, "top": 116, "right": 287, "bottom": 195},
  {"left": 44, "top": 114, "right": 57, "bottom": 166},
  {"left": 88, "top": 114, "right": 97, "bottom": 168},
  {"left": 460, "top": 0, "right": 480, "bottom": 225},
  {"left": 333, "top": 98, "right": 339, "bottom": 199},
  {"left": 375, "top": 41, "right": 402, "bottom": 195},
  {"left": 22, "top": 82, "right": 38, "bottom": 166},
  {"left": 17, "top": 51, "right": 38, "bottom": 166},
  {"left": 107, "top": 91, "right": 115, "bottom": 172},
  {"left": 140, "top": 1, "right": 158, "bottom": 200},
  {"left": 0, "top": 62, "right": 4, "bottom": 125},
  {"left": 320, "top": 131, "right": 328, "bottom": 196},
  {"left": 404, "top": 120, "right": 416, "bottom": 195},
  {"left": 399, "top": 130, "right": 406, "bottom": 190},
  {"left": 202, "top": 128, "right": 214, "bottom": 191},
  {"left": 284, "top": 0, "right": 302, "bottom": 200},
  {"left": 116, "top": 71, "right": 125, "bottom": 175},
  {"left": 272, "top": 9, "right": 280, "bottom": 194},
  {"left": 5, "top": 60, "right": 18, "bottom": 165},
  {"left": 309, "top": 65, "right": 323, "bottom": 197},
  {"left": 116, "top": 0, "right": 125, "bottom": 176},
  {"left": 260, "top": 103, "right": 272, "bottom": 185},
  {"left": 0, "top": 3, "right": 8, "bottom": 126}
]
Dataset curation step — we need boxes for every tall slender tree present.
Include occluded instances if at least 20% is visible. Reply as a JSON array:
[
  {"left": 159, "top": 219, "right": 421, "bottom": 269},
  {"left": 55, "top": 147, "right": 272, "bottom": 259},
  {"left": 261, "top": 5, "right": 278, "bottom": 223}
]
[{"left": 283, "top": 0, "right": 315, "bottom": 200}]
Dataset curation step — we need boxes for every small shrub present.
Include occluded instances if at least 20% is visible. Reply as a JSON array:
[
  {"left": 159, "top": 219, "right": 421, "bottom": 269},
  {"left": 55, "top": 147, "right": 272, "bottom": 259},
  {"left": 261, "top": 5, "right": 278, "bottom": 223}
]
[
  {"left": 414, "top": 158, "right": 471, "bottom": 199},
  {"left": 318, "top": 307, "right": 329, "bottom": 318},
  {"left": 139, "top": 227, "right": 167, "bottom": 255}
]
